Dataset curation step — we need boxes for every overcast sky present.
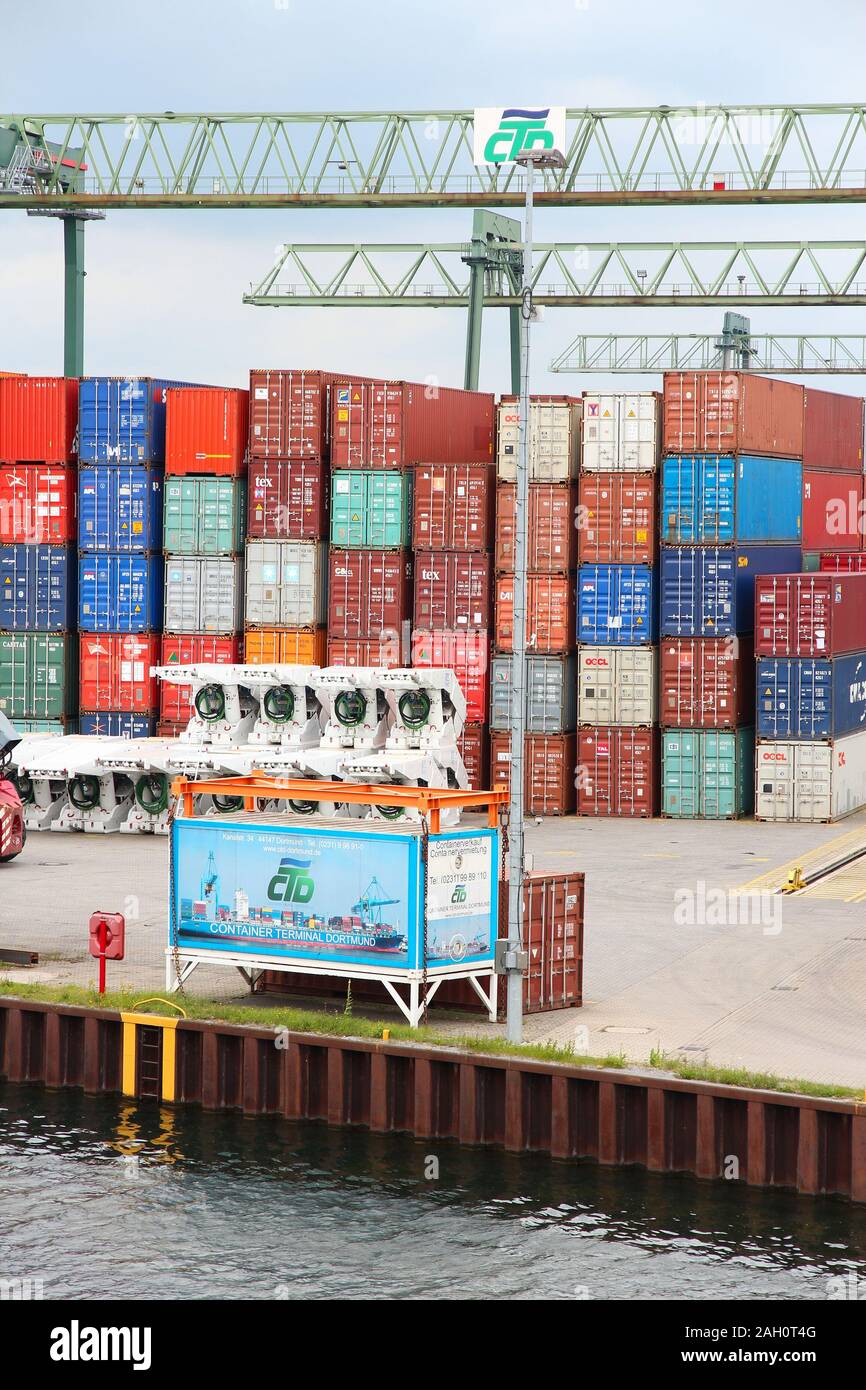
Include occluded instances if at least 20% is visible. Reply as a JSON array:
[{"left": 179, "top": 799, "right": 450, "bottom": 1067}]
[{"left": 2, "top": 0, "right": 866, "bottom": 394}]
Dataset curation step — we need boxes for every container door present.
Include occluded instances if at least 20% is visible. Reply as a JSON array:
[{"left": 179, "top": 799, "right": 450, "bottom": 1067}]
[
  {"left": 798, "top": 659, "right": 832, "bottom": 739},
  {"left": 662, "top": 729, "right": 698, "bottom": 817},
  {"left": 616, "top": 648, "right": 656, "bottom": 726},
  {"left": 700, "top": 731, "right": 734, "bottom": 818},
  {"left": 755, "top": 740, "right": 795, "bottom": 820},
  {"left": 661, "top": 454, "right": 696, "bottom": 543},
  {"left": 793, "top": 742, "right": 833, "bottom": 821},
  {"left": 699, "top": 455, "right": 734, "bottom": 544},
  {"left": 700, "top": 549, "right": 734, "bottom": 637}
]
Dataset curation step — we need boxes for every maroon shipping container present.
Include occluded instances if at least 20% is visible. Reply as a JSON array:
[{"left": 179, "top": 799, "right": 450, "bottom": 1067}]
[
  {"left": 663, "top": 372, "right": 804, "bottom": 457},
  {"left": 754, "top": 573, "right": 866, "bottom": 657},
  {"left": 578, "top": 472, "right": 657, "bottom": 564},
  {"left": 577, "top": 727, "right": 659, "bottom": 817},
  {"left": 247, "top": 459, "right": 327, "bottom": 539},
  {"left": 494, "top": 574, "right": 575, "bottom": 654},
  {"left": 803, "top": 387, "right": 865, "bottom": 473},
  {"left": 414, "top": 552, "right": 491, "bottom": 631},
  {"left": 328, "top": 549, "right": 413, "bottom": 641},
  {"left": 411, "top": 629, "right": 489, "bottom": 722},
  {"left": 495, "top": 483, "right": 577, "bottom": 572},
  {"left": 821, "top": 552, "right": 866, "bottom": 571},
  {"left": 489, "top": 731, "right": 576, "bottom": 815},
  {"left": 412, "top": 462, "right": 495, "bottom": 551},
  {"left": 802, "top": 470, "right": 862, "bottom": 552},
  {"left": 659, "top": 637, "right": 755, "bottom": 728},
  {"left": 330, "top": 380, "right": 495, "bottom": 469},
  {"left": 326, "top": 637, "right": 403, "bottom": 668},
  {"left": 0, "top": 376, "right": 79, "bottom": 464},
  {"left": 249, "top": 369, "right": 354, "bottom": 460},
  {"left": 458, "top": 722, "right": 488, "bottom": 791}
]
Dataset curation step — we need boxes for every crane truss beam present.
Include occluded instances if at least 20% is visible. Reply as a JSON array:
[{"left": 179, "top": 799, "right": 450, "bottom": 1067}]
[{"left": 549, "top": 334, "right": 866, "bottom": 373}]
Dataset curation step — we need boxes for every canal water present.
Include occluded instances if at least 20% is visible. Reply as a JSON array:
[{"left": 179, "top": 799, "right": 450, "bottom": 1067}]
[{"left": 2, "top": 1082, "right": 864, "bottom": 1301}]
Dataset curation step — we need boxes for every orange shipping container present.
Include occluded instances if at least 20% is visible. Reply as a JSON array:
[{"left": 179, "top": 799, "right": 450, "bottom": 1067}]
[
  {"left": 495, "top": 483, "right": 577, "bottom": 572},
  {"left": 494, "top": 574, "right": 575, "bottom": 654},
  {"left": 165, "top": 387, "right": 249, "bottom": 474},
  {"left": 578, "top": 473, "right": 657, "bottom": 564},
  {"left": 0, "top": 376, "right": 79, "bottom": 464},
  {"left": 245, "top": 627, "right": 327, "bottom": 665},
  {"left": 663, "top": 372, "right": 804, "bottom": 457},
  {"left": 489, "top": 731, "right": 577, "bottom": 815}
]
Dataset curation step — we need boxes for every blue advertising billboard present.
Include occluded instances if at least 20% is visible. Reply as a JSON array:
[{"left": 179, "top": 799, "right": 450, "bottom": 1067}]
[{"left": 170, "top": 818, "right": 498, "bottom": 973}]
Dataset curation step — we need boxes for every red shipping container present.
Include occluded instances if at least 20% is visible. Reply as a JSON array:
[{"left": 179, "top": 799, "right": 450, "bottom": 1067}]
[
  {"left": 457, "top": 722, "right": 488, "bottom": 791},
  {"left": 80, "top": 634, "right": 161, "bottom": 714},
  {"left": 0, "top": 464, "right": 76, "bottom": 544},
  {"left": 803, "top": 387, "right": 865, "bottom": 473},
  {"left": 0, "top": 376, "right": 78, "bottom": 464},
  {"left": 663, "top": 372, "right": 804, "bottom": 457},
  {"left": 326, "top": 638, "right": 403, "bottom": 668},
  {"left": 578, "top": 472, "right": 657, "bottom": 564},
  {"left": 413, "top": 552, "right": 491, "bottom": 631},
  {"left": 577, "top": 726, "right": 659, "bottom": 817},
  {"left": 249, "top": 369, "right": 353, "bottom": 461},
  {"left": 247, "top": 459, "right": 327, "bottom": 539},
  {"left": 165, "top": 387, "right": 248, "bottom": 475},
  {"left": 754, "top": 573, "right": 866, "bottom": 657},
  {"left": 330, "top": 380, "right": 495, "bottom": 469},
  {"left": 489, "top": 731, "right": 576, "bottom": 815},
  {"left": 494, "top": 574, "right": 575, "bottom": 654},
  {"left": 412, "top": 462, "right": 495, "bottom": 551},
  {"left": 159, "top": 635, "right": 242, "bottom": 724},
  {"left": 802, "top": 470, "right": 862, "bottom": 552},
  {"left": 520, "top": 872, "right": 584, "bottom": 1010},
  {"left": 495, "top": 483, "right": 577, "bottom": 572},
  {"left": 411, "top": 629, "right": 489, "bottom": 722},
  {"left": 328, "top": 549, "right": 413, "bottom": 641},
  {"left": 659, "top": 636, "right": 755, "bottom": 728},
  {"left": 157, "top": 720, "right": 187, "bottom": 739},
  {"left": 821, "top": 552, "right": 866, "bottom": 571}
]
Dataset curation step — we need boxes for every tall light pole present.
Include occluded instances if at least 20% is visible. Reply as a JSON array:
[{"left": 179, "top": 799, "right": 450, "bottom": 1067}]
[{"left": 504, "top": 146, "right": 566, "bottom": 1044}]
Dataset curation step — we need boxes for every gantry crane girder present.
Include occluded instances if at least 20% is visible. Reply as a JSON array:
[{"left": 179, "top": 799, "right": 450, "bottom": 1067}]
[{"left": 549, "top": 333, "right": 866, "bottom": 373}]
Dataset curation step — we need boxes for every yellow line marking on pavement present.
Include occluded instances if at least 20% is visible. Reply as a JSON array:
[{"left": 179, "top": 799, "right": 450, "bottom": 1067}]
[{"left": 736, "top": 826, "right": 866, "bottom": 894}]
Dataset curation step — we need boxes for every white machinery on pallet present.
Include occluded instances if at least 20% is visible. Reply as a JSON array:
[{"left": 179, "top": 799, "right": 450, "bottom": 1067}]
[
  {"left": 379, "top": 668, "right": 466, "bottom": 750},
  {"left": 151, "top": 665, "right": 260, "bottom": 746},
  {"left": 12, "top": 735, "right": 136, "bottom": 833},
  {"left": 316, "top": 668, "right": 390, "bottom": 750},
  {"left": 343, "top": 749, "right": 468, "bottom": 825},
  {"left": 244, "top": 666, "right": 324, "bottom": 747}
]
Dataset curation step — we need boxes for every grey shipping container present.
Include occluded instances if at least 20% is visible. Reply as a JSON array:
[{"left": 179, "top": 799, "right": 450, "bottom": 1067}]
[
  {"left": 244, "top": 539, "right": 328, "bottom": 628},
  {"left": 577, "top": 646, "right": 658, "bottom": 726},
  {"left": 164, "top": 557, "right": 244, "bottom": 634},
  {"left": 490, "top": 654, "right": 577, "bottom": 733}
]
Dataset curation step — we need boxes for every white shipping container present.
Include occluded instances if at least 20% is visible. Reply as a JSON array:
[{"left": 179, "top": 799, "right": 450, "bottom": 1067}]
[
  {"left": 755, "top": 731, "right": 866, "bottom": 822},
  {"left": 581, "top": 392, "right": 661, "bottom": 473},
  {"left": 496, "top": 399, "right": 581, "bottom": 481},
  {"left": 164, "top": 557, "right": 244, "bottom": 634},
  {"left": 245, "top": 540, "right": 328, "bottom": 628},
  {"left": 577, "top": 646, "right": 657, "bottom": 726}
]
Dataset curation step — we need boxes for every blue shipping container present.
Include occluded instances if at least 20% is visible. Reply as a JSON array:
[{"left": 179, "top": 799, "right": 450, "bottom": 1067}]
[
  {"left": 660, "top": 545, "right": 802, "bottom": 638},
  {"left": 660, "top": 454, "right": 802, "bottom": 544},
  {"left": 0, "top": 544, "right": 76, "bottom": 631},
  {"left": 78, "top": 378, "right": 200, "bottom": 465},
  {"left": 79, "top": 712, "right": 156, "bottom": 738},
  {"left": 757, "top": 652, "right": 866, "bottom": 740},
  {"left": 578, "top": 564, "right": 658, "bottom": 644},
  {"left": 78, "top": 553, "right": 164, "bottom": 633},
  {"left": 78, "top": 466, "right": 164, "bottom": 553}
]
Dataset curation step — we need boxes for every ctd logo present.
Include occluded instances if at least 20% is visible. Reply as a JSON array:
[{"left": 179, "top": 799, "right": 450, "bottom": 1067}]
[
  {"left": 451, "top": 884, "right": 467, "bottom": 905},
  {"left": 473, "top": 106, "right": 566, "bottom": 166},
  {"left": 268, "top": 856, "right": 315, "bottom": 903}
]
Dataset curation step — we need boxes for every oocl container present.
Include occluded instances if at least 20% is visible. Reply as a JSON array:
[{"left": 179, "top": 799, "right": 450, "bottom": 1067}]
[
  {"left": 245, "top": 540, "right": 327, "bottom": 629},
  {"left": 165, "top": 387, "right": 249, "bottom": 475},
  {"left": 327, "top": 548, "right": 412, "bottom": 640},
  {"left": 243, "top": 628, "right": 326, "bottom": 667},
  {"left": 0, "top": 543, "right": 76, "bottom": 631},
  {"left": 78, "top": 377, "right": 201, "bottom": 465},
  {"left": 490, "top": 654, "right": 577, "bottom": 733},
  {"left": 247, "top": 459, "right": 327, "bottom": 540},
  {"left": 0, "top": 465, "right": 76, "bottom": 544},
  {"left": 159, "top": 635, "right": 243, "bottom": 724},
  {"left": 496, "top": 396, "right": 581, "bottom": 482},
  {"left": 414, "top": 551, "right": 491, "bottom": 631},
  {"left": 577, "top": 647, "right": 657, "bottom": 726},
  {"left": 577, "top": 564, "right": 658, "bottom": 645},
  {"left": 494, "top": 574, "right": 575, "bottom": 654},
  {"left": 756, "top": 730, "right": 866, "bottom": 821},
  {"left": 494, "top": 482, "right": 577, "bottom": 572},
  {"left": 249, "top": 369, "right": 346, "bottom": 461},
  {"left": 164, "top": 556, "right": 243, "bottom": 635},
  {"left": 577, "top": 726, "right": 659, "bottom": 817},
  {"left": 79, "top": 553, "right": 163, "bottom": 633},
  {"left": 0, "top": 633, "right": 77, "bottom": 721},
  {"left": 332, "top": 380, "right": 495, "bottom": 469},
  {"left": 412, "top": 462, "right": 494, "bottom": 551},
  {"left": 0, "top": 375, "right": 79, "bottom": 464},
  {"left": 578, "top": 473, "right": 656, "bottom": 563},
  {"left": 78, "top": 466, "right": 164, "bottom": 553},
  {"left": 163, "top": 476, "right": 246, "bottom": 555},
  {"left": 489, "top": 731, "right": 576, "bottom": 816},
  {"left": 412, "top": 629, "right": 489, "bottom": 723},
  {"left": 662, "top": 727, "right": 754, "bottom": 819},
  {"left": 803, "top": 387, "right": 865, "bottom": 473},
  {"left": 755, "top": 572, "right": 866, "bottom": 657},
  {"left": 660, "top": 544, "right": 803, "bottom": 638},
  {"left": 79, "top": 712, "right": 156, "bottom": 738},
  {"left": 79, "top": 633, "right": 160, "bottom": 713},
  {"left": 663, "top": 372, "right": 805, "bottom": 458},
  {"left": 331, "top": 471, "right": 413, "bottom": 548},
  {"left": 580, "top": 391, "right": 661, "bottom": 473},
  {"left": 659, "top": 636, "right": 754, "bottom": 728},
  {"left": 757, "top": 652, "right": 866, "bottom": 739},
  {"left": 660, "top": 453, "right": 803, "bottom": 544},
  {"left": 801, "top": 470, "right": 862, "bottom": 552}
]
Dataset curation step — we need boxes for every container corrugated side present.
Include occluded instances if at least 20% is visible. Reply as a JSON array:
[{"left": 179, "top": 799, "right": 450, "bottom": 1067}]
[
  {"left": 660, "top": 453, "right": 802, "bottom": 544},
  {"left": 78, "top": 466, "right": 164, "bottom": 553},
  {"left": 663, "top": 372, "right": 805, "bottom": 458},
  {"left": 756, "top": 730, "right": 866, "bottom": 821},
  {"left": 0, "top": 376, "right": 79, "bottom": 464},
  {"left": 803, "top": 388, "right": 865, "bottom": 474},
  {"left": 79, "top": 633, "right": 160, "bottom": 713},
  {"left": 802, "top": 470, "right": 862, "bottom": 552},
  {"left": 577, "top": 647, "right": 657, "bottom": 726},
  {"left": 660, "top": 545, "right": 803, "bottom": 638},
  {"left": 245, "top": 540, "right": 327, "bottom": 628},
  {"left": 756, "top": 652, "right": 866, "bottom": 739},
  {"left": 165, "top": 387, "right": 248, "bottom": 475},
  {"left": 580, "top": 392, "right": 661, "bottom": 473},
  {"left": 164, "top": 556, "right": 244, "bottom": 634},
  {"left": 662, "top": 727, "right": 754, "bottom": 818},
  {"left": 490, "top": 654, "right": 577, "bottom": 733}
]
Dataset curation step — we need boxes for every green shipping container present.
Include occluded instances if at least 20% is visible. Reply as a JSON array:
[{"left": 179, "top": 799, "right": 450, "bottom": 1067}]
[
  {"left": 330, "top": 471, "right": 412, "bottom": 548},
  {"left": 801, "top": 552, "right": 820, "bottom": 573},
  {"left": 662, "top": 727, "right": 755, "bottom": 819},
  {"left": 16, "top": 718, "right": 78, "bottom": 733},
  {"left": 0, "top": 633, "right": 78, "bottom": 721},
  {"left": 163, "top": 477, "right": 246, "bottom": 555}
]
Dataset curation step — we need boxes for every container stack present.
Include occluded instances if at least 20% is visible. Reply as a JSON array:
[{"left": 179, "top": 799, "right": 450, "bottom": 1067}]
[
  {"left": 576, "top": 393, "right": 661, "bottom": 817},
  {"left": 490, "top": 395, "right": 581, "bottom": 814},
  {"left": 0, "top": 376, "right": 79, "bottom": 734},
  {"left": 160, "top": 386, "right": 249, "bottom": 734},
  {"left": 658, "top": 372, "right": 805, "bottom": 818}
]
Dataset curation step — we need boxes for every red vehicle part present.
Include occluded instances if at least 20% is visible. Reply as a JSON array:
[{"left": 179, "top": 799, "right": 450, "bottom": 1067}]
[{"left": 0, "top": 778, "right": 25, "bottom": 861}]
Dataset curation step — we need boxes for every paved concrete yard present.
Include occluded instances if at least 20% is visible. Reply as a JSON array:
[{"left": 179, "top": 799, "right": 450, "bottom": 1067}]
[{"left": 1, "top": 813, "right": 864, "bottom": 1089}]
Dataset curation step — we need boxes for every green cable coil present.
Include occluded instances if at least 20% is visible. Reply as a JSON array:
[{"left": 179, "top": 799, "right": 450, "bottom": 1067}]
[
  {"left": 135, "top": 772, "right": 169, "bottom": 816},
  {"left": 263, "top": 685, "right": 295, "bottom": 724},
  {"left": 13, "top": 771, "right": 34, "bottom": 805},
  {"left": 195, "top": 684, "right": 227, "bottom": 722},
  {"left": 68, "top": 774, "right": 101, "bottom": 811},
  {"left": 398, "top": 689, "right": 431, "bottom": 728},
  {"left": 334, "top": 689, "right": 367, "bottom": 727},
  {"left": 212, "top": 793, "right": 244, "bottom": 813}
]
